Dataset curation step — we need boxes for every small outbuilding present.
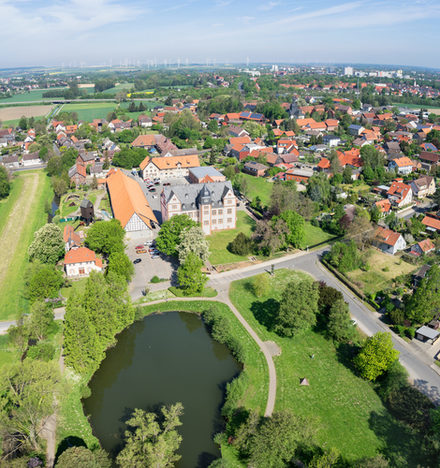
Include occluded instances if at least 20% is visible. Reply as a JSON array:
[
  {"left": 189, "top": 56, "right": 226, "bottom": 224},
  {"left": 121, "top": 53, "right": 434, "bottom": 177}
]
[
  {"left": 415, "top": 326, "right": 440, "bottom": 345},
  {"left": 80, "top": 198, "right": 94, "bottom": 224},
  {"left": 300, "top": 378, "right": 310, "bottom": 386}
]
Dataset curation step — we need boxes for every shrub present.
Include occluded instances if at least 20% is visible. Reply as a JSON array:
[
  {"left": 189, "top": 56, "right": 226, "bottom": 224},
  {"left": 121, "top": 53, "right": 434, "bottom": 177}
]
[
  {"left": 388, "top": 308, "right": 405, "bottom": 325},
  {"left": 26, "top": 342, "right": 55, "bottom": 362},
  {"left": 405, "top": 327, "right": 416, "bottom": 340},
  {"left": 227, "top": 232, "right": 253, "bottom": 256},
  {"left": 151, "top": 275, "right": 160, "bottom": 283}
]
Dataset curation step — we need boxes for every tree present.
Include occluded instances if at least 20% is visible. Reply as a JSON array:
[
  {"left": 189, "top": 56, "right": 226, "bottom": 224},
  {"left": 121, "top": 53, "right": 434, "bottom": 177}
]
[
  {"left": 28, "top": 223, "right": 64, "bottom": 264},
  {"left": 176, "top": 253, "right": 207, "bottom": 295},
  {"left": 406, "top": 265, "right": 440, "bottom": 324},
  {"left": 253, "top": 218, "right": 289, "bottom": 255},
  {"left": 269, "top": 181, "right": 297, "bottom": 216},
  {"left": 116, "top": 403, "right": 184, "bottom": 468},
  {"left": 56, "top": 446, "right": 111, "bottom": 468},
  {"left": 245, "top": 410, "right": 315, "bottom": 468},
  {"left": 252, "top": 273, "right": 271, "bottom": 298},
  {"left": 155, "top": 215, "right": 197, "bottom": 257},
  {"left": 0, "top": 165, "right": 10, "bottom": 199},
  {"left": 325, "top": 241, "right": 362, "bottom": 273},
  {"left": 275, "top": 280, "right": 319, "bottom": 336},
  {"left": 27, "top": 301, "right": 54, "bottom": 341},
  {"left": 276, "top": 210, "right": 305, "bottom": 248},
  {"left": 176, "top": 226, "right": 210, "bottom": 263},
  {"left": 354, "top": 332, "right": 399, "bottom": 381},
  {"left": 370, "top": 204, "right": 381, "bottom": 224},
  {"left": 85, "top": 219, "right": 125, "bottom": 256},
  {"left": 63, "top": 272, "right": 134, "bottom": 374},
  {"left": 327, "top": 299, "right": 356, "bottom": 342},
  {"left": 107, "top": 251, "right": 134, "bottom": 282},
  {"left": 0, "top": 361, "right": 61, "bottom": 455},
  {"left": 24, "top": 262, "right": 63, "bottom": 303},
  {"left": 223, "top": 165, "right": 236, "bottom": 181},
  {"left": 227, "top": 232, "right": 253, "bottom": 256},
  {"left": 18, "top": 116, "right": 28, "bottom": 130},
  {"left": 318, "top": 282, "right": 343, "bottom": 315}
]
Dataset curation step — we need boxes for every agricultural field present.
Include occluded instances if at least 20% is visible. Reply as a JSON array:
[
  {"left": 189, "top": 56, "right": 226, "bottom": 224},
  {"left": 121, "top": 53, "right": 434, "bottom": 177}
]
[
  {"left": 0, "top": 104, "right": 54, "bottom": 123},
  {"left": 0, "top": 88, "right": 66, "bottom": 104},
  {"left": 101, "top": 82, "right": 134, "bottom": 94},
  {"left": 346, "top": 248, "right": 417, "bottom": 296},
  {"left": 229, "top": 269, "right": 422, "bottom": 464},
  {"left": 60, "top": 102, "right": 117, "bottom": 121},
  {"left": 0, "top": 170, "right": 53, "bottom": 320}
]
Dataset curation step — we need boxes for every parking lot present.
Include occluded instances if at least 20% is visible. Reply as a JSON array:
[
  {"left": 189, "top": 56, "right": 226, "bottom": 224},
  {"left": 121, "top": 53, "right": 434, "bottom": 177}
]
[
  {"left": 124, "top": 170, "right": 189, "bottom": 224},
  {"left": 126, "top": 237, "right": 176, "bottom": 300}
]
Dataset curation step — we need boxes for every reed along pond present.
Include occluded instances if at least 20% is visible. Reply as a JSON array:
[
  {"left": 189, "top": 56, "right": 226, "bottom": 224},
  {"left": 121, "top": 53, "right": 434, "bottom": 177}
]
[{"left": 83, "top": 311, "right": 241, "bottom": 467}]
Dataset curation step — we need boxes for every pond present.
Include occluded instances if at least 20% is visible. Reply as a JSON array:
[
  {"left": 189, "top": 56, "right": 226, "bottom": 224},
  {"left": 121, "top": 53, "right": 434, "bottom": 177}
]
[{"left": 83, "top": 312, "right": 241, "bottom": 467}]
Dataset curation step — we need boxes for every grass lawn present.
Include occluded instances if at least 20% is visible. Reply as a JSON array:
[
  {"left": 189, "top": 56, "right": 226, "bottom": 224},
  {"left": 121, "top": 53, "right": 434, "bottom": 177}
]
[
  {"left": 229, "top": 269, "right": 422, "bottom": 463},
  {"left": 241, "top": 174, "right": 273, "bottom": 206},
  {"left": 61, "top": 278, "right": 88, "bottom": 301},
  {"left": 101, "top": 82, "right": 133, "bottom": 94},
  {"left": 61, "top": 102, "right": 117, "bottom": 121},
  {"left": 346, "top": 249, "right": 417, "bottom": 296},
  {"left": 302, "top": 221, "right": 337, "bottom": 248},
  {"left": 0, "top": 171, "right": 53, "bottom": 320},
  {"left": 0, "top": 334, "right": 20, "bottom": 368},
  {"left": 207, "top": 211, "right": 256, "bottom": 265}
]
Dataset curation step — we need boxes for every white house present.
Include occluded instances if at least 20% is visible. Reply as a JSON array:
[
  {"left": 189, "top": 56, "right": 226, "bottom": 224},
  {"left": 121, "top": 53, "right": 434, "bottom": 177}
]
[
  {"left": 21, "top": 152, "right": 42, "bottom": 167},
  {"left": 64, "top": 247, "right": 103, "bottom": 278},
  {"left": 374, "top": 227, "right": 407, "bottom": 255},
  {"left": 387, "top": 181, "right": 413, "bottom": 208},
  {"left": 388, "top": 156, "right": 413, "bottom": 175},
  {"left": 410, "top": 176, "right": 436, "bottom": 199},
  {"left": 139, "top": 151, "right": 200, "bottom": 182}
]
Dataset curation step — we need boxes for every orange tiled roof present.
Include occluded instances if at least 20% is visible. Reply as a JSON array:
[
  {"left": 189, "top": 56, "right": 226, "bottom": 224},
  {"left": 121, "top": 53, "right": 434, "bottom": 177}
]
[
  {"left": 132, "top": 134, "right": 156, "bottom": 147},
  {"left": 64, "top": 247, "right": 101, "bottom": 265},
  {"left": 106, "top": 169, "right": 158, "bottom": 229},
  {"left": 375, "top": 199, "right": 391, "bottom": 213},
  {"left": 417, "top": 238, "right": 435, "bottom": 253},
  {"left": 318, "top": 157, "right": 330, "bottom": 169},
  {"left": 63, "top": 225, "right": 81, "bottom": 244},
  {"left": 140, "top": 154, "right": 200, "bottom": 171},
  {"left": 422, "top": 216, "right": 440, "bottom": 231},
  {"left": 392, "top": 156, "right": 413, "bottom": 168},
  {"left": 375, "top": 227, "right": 401, "bottom": 246},
  {"left": 229, "top": 136, "right": 251, "bottom": 146}
]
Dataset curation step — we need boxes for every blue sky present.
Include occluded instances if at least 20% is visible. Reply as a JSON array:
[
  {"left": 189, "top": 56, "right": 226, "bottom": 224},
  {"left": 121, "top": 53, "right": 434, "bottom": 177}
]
[{"left": 1, "top": 0, "right": 440, "bottom": 68}]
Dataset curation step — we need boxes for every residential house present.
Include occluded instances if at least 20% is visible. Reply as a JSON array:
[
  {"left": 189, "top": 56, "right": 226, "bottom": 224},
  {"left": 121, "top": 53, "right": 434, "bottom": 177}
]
[
  {"left": 348, "top": 124, "right": 365, "bottom": 136},
  {"left": 63, "top": 225, "right": 81, "bottom": 252},
  {"left": 324, "top": 119, "right": 339, "bottom": 132},
  {"left": 243, "top": 161, "right": 268, "bottom": 177},
  {"left": 373, "top": 227, "right": 407, "bottom": 255},
  {"left": 68, "top": 163, "right": 87, "bottom": 186},
  {"left": 419, "top": 151, "right": 440, "bottom": 171},
  {"left": 228, "top": 126, "right": 249, "bottom": 138},
  {"left": 188, "top": 166, "right": 226, "bottom": 184},
  {"left": 420, "top": 143, "right": 438, "bottom": 152},
  {"left": 139, "top": 151, "right": 200, "bottom": 181},
  {"left": 64, "top": 247, "right": 103, "bottom": 278},
  {"left": 387, "top": 180, "right": 413, "bottom": 208},
  {"left": 410, "top": 238, "right": 435, "bottom": 256},
  {"left": 1, "top": 155, "right": 19, "bottom": 169},
  {"left": 106, "top": 169, "right": 158, "bottom": 238},
  {"left": 161, "top": 181, "right": 237, "bottom": 235},
  {"left": 388, "top": 156, "right": 413, "bottom": 175},
  {"left": 411, "top": 176, "right": 436, "bottom": 199},
  {"left": 317, "top": 157, "right": 331, "bottom": 172},
  {"left": 375, "top": 199, "right": 392, "bottom": 216},
  {"left": 323, "top": 135, "right": 341, "bottom": 147},
  {"left": 138, "top": 115, "right": 153, "bottom": 128},
  {"left": 422, "top": 216, "right": 440, "bottom": 232},
  {"left": 21, "top": 152, "right": 42, "bottom": 167},
  {"left": 285, "top": 167, "right": 314, "bottom": 184}
]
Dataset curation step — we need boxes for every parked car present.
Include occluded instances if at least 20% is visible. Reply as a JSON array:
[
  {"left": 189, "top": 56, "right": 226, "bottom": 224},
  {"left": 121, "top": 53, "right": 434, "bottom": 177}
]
[
  {"left": 149, "top": 187, "right": 156, "bottom": 192},
  {"left": 133, "top": 258, "right": 142, "bottom": 264},
  {"left": 135, "top": 245, "right": 144, "bottom": 250},
  {"left": 150, "top": 254, "right": 160, "bottom": 259},
  {"left": 163, "top": 182, "right": 171, "bottom": 186},
  {"left": 136, "top": 249, "right": 147, "bottom": 254}
]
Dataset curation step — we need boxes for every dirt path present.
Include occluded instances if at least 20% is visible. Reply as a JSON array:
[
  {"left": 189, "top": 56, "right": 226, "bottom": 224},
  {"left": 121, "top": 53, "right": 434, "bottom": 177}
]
[{"left": 0, "top": 173, "right": 40, "bottom": 284}]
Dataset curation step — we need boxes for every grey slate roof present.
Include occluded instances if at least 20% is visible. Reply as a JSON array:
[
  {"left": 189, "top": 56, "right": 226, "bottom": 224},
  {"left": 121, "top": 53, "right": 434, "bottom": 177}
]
[
  {"left": 162, "top": 181, "right": 233, "bottom": 211},
  {"left": 189, "top": 166, "right": 224, "bottom": 178},
  {"left": 80, "top": 199, "right": 93, "bottom": 209}
]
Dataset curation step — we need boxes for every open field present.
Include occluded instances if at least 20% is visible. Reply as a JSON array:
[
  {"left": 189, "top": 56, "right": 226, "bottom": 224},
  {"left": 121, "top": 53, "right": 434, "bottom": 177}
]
[
  {"left": 393, "top": 102, "right": 440, "bottom": 112},
  {"left": 61, "top": 102, "right": 117, "bottom": 121},
  {"left": 0, "top": 104, "right": 54, "bottom": 121},
  {"left": 0, "top": 88, "right": 67, "bottom": 104},
  {"left": 347, "top": 248, "right": 417, "bottom": 295},
  {"left": 207, "top": 211, "right": 256, "bottom": 265},
  {"left": 102, "top": 82, "right": 134, "bottom": 94},
  {"left": 0, "top": 171, "right": 53, "bottom": 320},
  {"left": 240, "top": 173, "right": 273, "bottom": 206},
  {"left": 229, "top": 269, "right": 422, "bottom": 463}
]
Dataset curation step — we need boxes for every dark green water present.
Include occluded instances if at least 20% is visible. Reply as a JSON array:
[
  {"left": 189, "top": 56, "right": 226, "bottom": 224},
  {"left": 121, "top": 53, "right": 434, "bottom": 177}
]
[{"left": 83, "top": 312, "right": 240, "bottom": 467}]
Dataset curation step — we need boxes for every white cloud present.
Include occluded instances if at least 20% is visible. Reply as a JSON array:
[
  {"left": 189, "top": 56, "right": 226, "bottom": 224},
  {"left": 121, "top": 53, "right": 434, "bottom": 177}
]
[{"left": 257, "top": 1, "right": 280, "bottom": 11}]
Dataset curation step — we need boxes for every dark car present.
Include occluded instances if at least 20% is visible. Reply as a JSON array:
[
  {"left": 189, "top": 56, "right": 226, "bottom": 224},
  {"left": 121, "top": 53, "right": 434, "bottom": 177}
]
[{"left": 133, "top": 258, "right": 142, "bottom": 264}]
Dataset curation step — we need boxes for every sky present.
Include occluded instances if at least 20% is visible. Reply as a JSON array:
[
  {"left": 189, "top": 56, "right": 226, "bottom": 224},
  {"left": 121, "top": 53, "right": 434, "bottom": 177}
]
[{"left": 1, "top": 0, "right": 440, "bottom": 69}]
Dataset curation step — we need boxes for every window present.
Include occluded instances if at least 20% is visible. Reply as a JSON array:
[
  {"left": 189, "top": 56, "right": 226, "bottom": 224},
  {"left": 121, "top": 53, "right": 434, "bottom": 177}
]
[
  {"left": 204, "top": 220, "right": 209, "bottom": 225},
  {"left": 218, "top": 209, "right": 223, "bottom": 215},
  {"left": 212, "top": 210, "right": 217, "bottom": 215},
  {"left": 227, "top": 218, "right": 232, "bottom": 224},
  {"left": 227, "top": 208, "right": 232, "bottom": 214},
  {"left": 79, "top": 268, "right": 85, "bottom": 275},
  {"left": 212, "top": 219, "right": 216, "bottom": 224}
]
